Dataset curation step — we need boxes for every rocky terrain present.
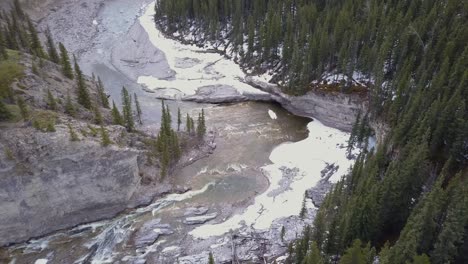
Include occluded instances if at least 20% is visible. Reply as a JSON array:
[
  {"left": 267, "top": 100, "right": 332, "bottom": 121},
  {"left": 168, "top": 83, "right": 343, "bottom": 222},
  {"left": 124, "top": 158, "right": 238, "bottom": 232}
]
[{"left": 0, "top": 52, "right": 214, "bottom": 246}]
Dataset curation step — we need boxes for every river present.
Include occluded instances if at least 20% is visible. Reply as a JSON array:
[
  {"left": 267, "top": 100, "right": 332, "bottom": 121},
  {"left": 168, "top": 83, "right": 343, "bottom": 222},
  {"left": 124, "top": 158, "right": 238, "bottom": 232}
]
[{"left": 1, "top": 1, "right": 355, "bottom": 263}]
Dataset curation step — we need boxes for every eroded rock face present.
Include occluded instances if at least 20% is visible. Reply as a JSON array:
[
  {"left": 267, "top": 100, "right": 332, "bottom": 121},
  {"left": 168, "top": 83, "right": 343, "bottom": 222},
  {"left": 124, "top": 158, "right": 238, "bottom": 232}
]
[
  {"left": 183, "top": 213, "right": 218, "bottom": 225},
  {"left": 0, "top": 124, "right": 142, "bottom": 246},
  {"left": 246, "top": 77, "right": 367, "bottom": 132},
  {"left": 133, "top": 219, "right": 174, "bottom": 247}
]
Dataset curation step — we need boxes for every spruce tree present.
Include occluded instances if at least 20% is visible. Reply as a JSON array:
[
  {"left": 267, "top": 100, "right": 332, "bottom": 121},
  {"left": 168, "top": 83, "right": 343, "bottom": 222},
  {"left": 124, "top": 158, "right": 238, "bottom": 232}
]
[
  {"left": 0, "top": 28, "right": 7, "bottom": 60},
  {"left": 177, "top": 107, "right": 181, "bottom": 131},
  {"left": 300, "top": 192, "right": 307, "bottom": 219},
  {"left": 111, "top": 101, "right": 124, "bottom": 126},
  {"left": 46, "top": 89, "right": 57, "bottom": 110},
  {"left": 13, "top": 0, "right": 24, "bottom": 18},
  {"left": 100, "top": 125, "right": 111, "bottom": 146},
  {"left": 68, "top": 123, "right": 79, "bottom": 141},
  {"left": 16, "top": 96, "right": 28, "bottom": 120},
  {"left": 73, "top": 55, "right": 91, "bottom": 109},
  {"left": 121, "top": 86, "right": 134, "bottom": 132},
  {"left": 208, "top": 252, "right": 215, "bottom": 264},
  {"left": 64, "top": 91, "right": 76, "bottom": 117},
  {"left": 280, "top": 226, "right": 285, "bottom": 242},
  {"left": 303, "top": 242, "right": 324, "bottom": 264},
  {"left": 186, "top": 113, "right": 191, "bottom": 133},
  {"left": 97, "top": 77, "right": 110, "bottom": 108},
  {"left": 94, "top": 102, "right": 103, "bottom": 125},
  {"left": 0, "top": 100, "right": 12, "bottom": 121},
  {"left": 134, "top": 92, "right": 142, "bottom": 125},
  {"left": 59, "top": 43, "right": 73, "bottom": 79},
  {"left": 45, "top": 27, "right": 59, "bottom": 64},
  {"left": 27, "top": 17, "right": 45, "bottom": 58}
]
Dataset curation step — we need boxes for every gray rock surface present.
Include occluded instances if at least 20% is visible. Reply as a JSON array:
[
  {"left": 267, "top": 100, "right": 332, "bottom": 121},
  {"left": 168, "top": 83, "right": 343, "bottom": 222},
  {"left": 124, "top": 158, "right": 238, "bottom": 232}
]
[
  {"left": 0, "top": 123, "right": 141, "bottom": 246},
  {"left": 183, "top": 213, "right": 218, "bottom": 225},
  {"left": 133, "top": 219, "right": 173, "bottom": 247},
  {"left": 184, "top": 206, "right": 209, "bottom": 216},
  {"left": 245, "top": 77, "right": 367, "bottom": 132}
]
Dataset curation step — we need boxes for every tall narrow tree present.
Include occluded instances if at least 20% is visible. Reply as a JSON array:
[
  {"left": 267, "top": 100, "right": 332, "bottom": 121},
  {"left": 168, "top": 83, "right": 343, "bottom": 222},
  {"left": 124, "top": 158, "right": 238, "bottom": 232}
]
[
  {"left": 134, "top": 92, "right": 143, "bottom": 125},
  {"left": 121, "top": 86, "right": 134, "bottom": 132},
  {"left": 59, "top": 43, "right": 73, "bottom": 79},
  {"left": 45, "top": 27, "right": 59, "bottom": 64},
  {"left": 73, "top": 55, "right": 91, "bottom": 109}
]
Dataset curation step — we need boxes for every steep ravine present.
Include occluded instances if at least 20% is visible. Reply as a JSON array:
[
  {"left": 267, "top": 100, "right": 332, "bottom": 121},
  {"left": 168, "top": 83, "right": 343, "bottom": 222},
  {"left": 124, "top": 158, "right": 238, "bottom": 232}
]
[{"left": 1, "top": 1, "right": 367, "bottom": 263}]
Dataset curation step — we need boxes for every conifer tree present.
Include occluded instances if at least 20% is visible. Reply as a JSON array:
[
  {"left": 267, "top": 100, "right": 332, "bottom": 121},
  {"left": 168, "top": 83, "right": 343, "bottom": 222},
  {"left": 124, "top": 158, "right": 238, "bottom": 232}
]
[
  {"left": 121, "top": 86, "right": 134, "bottom": 131},
  {"left": 94, "top": 102, "right": 103, "bottom": 125},
  {"left": 97, "top": 77, "right": 110, "bottom": 108},
  {"left": 177, "top": 107, "right": 181, "bottom": 131},
  {"left": 111, "top": 101, "right": 124, "bottom": 126},
  {"left": 0, "top": 100, "right": 12, "bottom": 121},
  {"left": 13, "top": 0, "right": 24, "bottom": 18},
  {"left": 186, "top": 113, "right": 191, "bottom": 134},
  {"left": 64, "top": 91, "right": 75, "bottom": 117},
  {"left": 27, "top": 17, "right": 45, "bottom": 58},
  {"left": 45, "top": 27, "right": 59, "bottom": 64},
  {"left": 208, "top": 252, "right": 215, "bottom": 264},
  {"left": 16, "top": 96, "right": 28, "bottom": 120},
  {"left": 134, "top": 92, "right": 142, "bottom": 125},
  {"left": 73, "top": 55, "right": 91, "bottom": 109},
  {"left": 300, "top": 192, "right": 307, "bottom": 219},
  {"left": 46, "top": 89, "right": 57, "bottom": 110},
  {"left": 68, "top": 123, "right": 79, "bottom": 141},
  {"left": 59, "top": 43, "right": 73, "bottom": 79},
  {"left": 100, "top": 125, "right": 111, "bottom": 146},
  {"left": 303, "top": 242, "right": 324, "bottom": 264},
  {"left": 0, "top": 29, "right": 7, "bottom": 60},
  {"left": 280, "top": 226, "right": 285, "bottom": 242}
]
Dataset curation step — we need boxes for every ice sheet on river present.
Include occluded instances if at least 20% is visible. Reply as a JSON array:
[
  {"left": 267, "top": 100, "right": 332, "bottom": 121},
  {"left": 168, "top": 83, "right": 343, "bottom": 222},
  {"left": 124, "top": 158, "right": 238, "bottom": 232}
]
[{"left": 190, "top": 120, "right": 353, "bottom": 238}]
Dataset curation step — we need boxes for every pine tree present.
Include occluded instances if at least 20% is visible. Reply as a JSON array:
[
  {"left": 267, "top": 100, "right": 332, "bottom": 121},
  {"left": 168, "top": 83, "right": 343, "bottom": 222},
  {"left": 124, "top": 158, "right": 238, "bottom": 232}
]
[
  {"left": 0, "top": 100, "right": 12, "bottom": 121},
  {"left": 0, "top": 28, "right": 7, "bottom": 60},
  {"left": 111, "top": 101, "right": 124, "bottom": 126},
  {"left": 121, "top": 86, "right": 134, "bottom": 132},
  {"left": 280, "top": 226, "right": 285, "bottom": 242},
  {"left": 27, "top": 17, "right": 45, "bottom": 58},
  {"left": 97, "top": 77, "right": 110, "bottom": 108},
  {"left": 186, "top": 113, "right": 191, "bottom": 134},
  {"left": 339, "top": 240, "right": 374, "bottom": 264},
  {"left": 300, "top": 192, "right": 307, "bottom": 219},
  {"left": 73, "top": 55, "right": 91, "bottom": 109},
  {"left": 197, "top": 109, "right": 206, "bottom": 138},
  {"left": 94, "top": 102, "right": 103, "bottom": 125},
  {"left": 68, "top": 123, "right": 79, "bottom": 141},
  {"left": 134, "top": 92, "right": 142, "bottom": 125},
  {"left": 13, "top": 0, "right": 24, "bottom": 18},
  {"left": 45, "top": 27, "right": 59, "bottom": 64},
  {"left": 177, "top": 107, "right": 181, "bottom": 131},
  {"left": 100, "top": 125, "right": 112, "bottom": 146},
  {"left": 59, "top": 43, "right": 74, "bottom": 79},
  {"left": 64, "top": 91, "right": 76, "bottom": 117},
  {"left": 303, "top": 241, "right": 324, "bottom": 264},
  {"left": 16, "top": 96, "right": 29, "bottom": 120},
  {"left": 208, "top": 252, "right": 215, "bottom": 264},
  {"left": 46, "top": 89, "right": 57, "bottom": 110}
]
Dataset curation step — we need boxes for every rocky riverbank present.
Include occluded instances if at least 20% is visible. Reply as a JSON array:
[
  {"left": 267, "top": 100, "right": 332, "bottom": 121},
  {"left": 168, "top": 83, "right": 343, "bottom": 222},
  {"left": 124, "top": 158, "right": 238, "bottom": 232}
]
[{"left": 0, "top": 51, "right": 215, "bottom": 247}]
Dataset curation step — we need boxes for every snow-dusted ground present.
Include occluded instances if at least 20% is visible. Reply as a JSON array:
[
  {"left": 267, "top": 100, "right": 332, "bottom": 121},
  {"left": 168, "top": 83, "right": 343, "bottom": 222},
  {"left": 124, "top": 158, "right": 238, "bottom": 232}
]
[
  {"left": 138, "top": 3, "right": 268, "bottom": 98},
  {"left": 190, "top": 119, "right": 354, "bottom": 238}
]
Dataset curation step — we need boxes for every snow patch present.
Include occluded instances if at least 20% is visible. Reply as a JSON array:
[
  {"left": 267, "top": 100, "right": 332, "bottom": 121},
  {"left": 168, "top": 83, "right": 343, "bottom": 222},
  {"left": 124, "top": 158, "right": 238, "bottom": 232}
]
[
  {"left": 34, "top": 260, "right": 48, "bottom": 264},
  {"left": 92, "top": 20, "right": 98, "bottom": 26}
]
